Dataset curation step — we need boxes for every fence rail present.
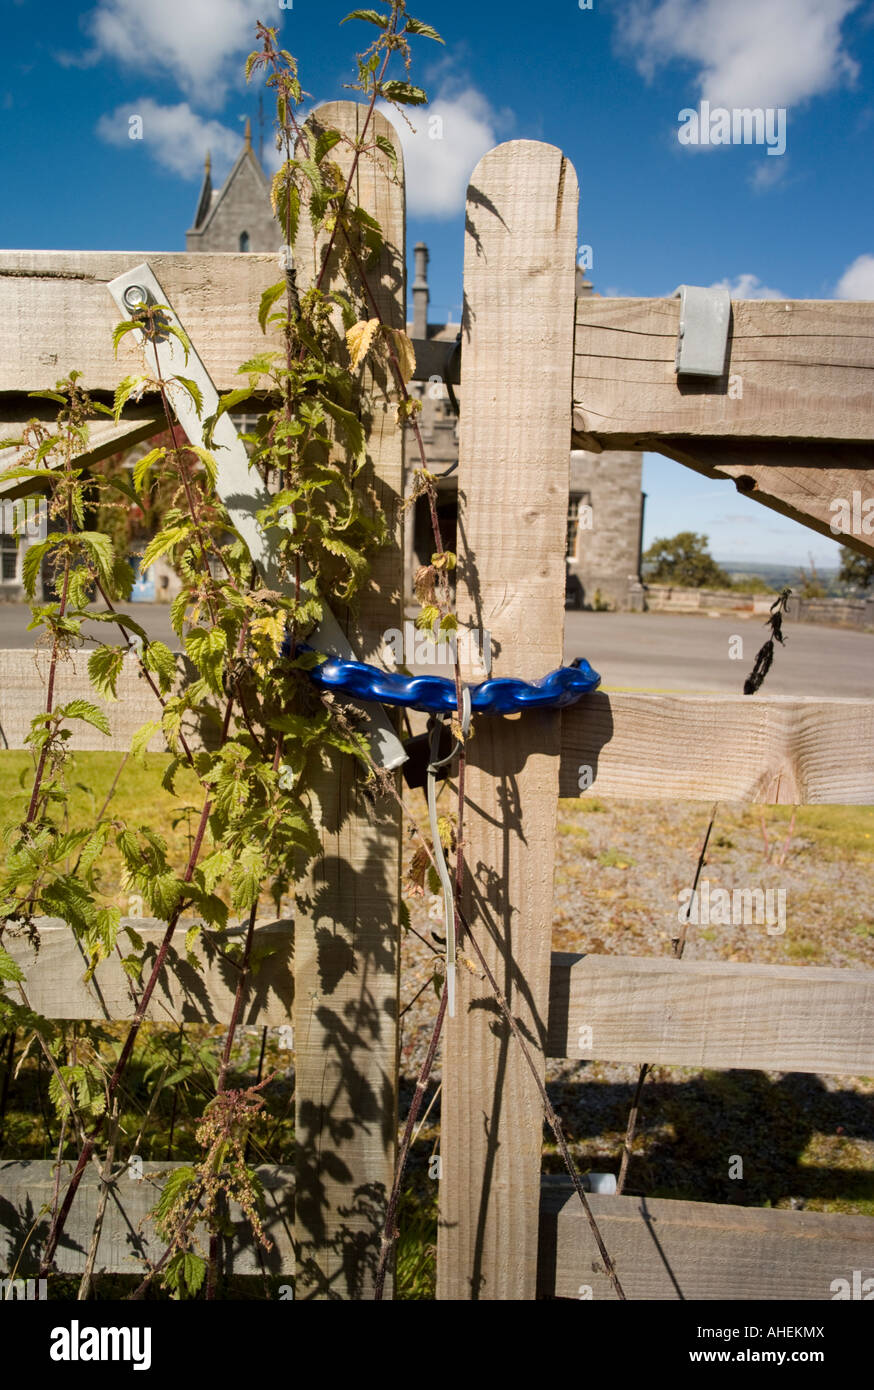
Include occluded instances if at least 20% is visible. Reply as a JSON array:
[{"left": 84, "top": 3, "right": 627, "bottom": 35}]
[
  {"left": 8, "top": 926, "right": 874, "bottom": 1081},
  {"left": 4, "top": 1162, "right": 872, "bottom": 1301},
  {"left": 2, "top": 653, "right": 872, "bottom": 804}
]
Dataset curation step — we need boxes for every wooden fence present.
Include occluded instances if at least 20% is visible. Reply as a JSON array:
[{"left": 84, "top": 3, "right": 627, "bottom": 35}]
[{"left": 1, "top": 106, "right": 873, "bottom": 1300}]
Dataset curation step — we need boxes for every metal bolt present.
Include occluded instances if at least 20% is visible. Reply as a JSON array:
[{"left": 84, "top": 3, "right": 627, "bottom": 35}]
[{"left": 123, "top": 284, "right": 150, "bottom": 310}]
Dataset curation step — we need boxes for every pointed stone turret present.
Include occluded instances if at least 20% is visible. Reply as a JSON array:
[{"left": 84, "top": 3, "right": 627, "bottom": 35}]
[
  {"left": 190, "top": 151, "right": 214, "bottom": 235},
  {"left": 185, "top": 124, "right": 279, "bottom": 252}
]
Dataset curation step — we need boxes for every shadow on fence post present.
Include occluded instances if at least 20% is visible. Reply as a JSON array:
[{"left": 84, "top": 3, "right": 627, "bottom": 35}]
[
  {"left": 437, "top": 140, "right": 579, "bottom": 1300},
  {"left": 292, "top": 102, "right": 405, "bottom": 1301}
]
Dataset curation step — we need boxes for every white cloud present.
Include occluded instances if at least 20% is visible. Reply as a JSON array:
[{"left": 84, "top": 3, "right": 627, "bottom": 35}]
[
  {"left": 97, "top": 100, "right": 242, "bottom": 179},
  {"left": 378, "top": 86, "right": 508, "bottom": 218},
  {"left": 749, "top": 159, "right": 788, "bottom": 191},
  {"left": 619, "top": 0, "right": 860, "bottom": 108},
  {"left": 710, "top": 273, "right": 787, "bottom": 299},
  {"left": 82, "top": 0, "right": 264, "bottom": 105},
  {"left": 835, "top": 253, "right": 874, "bottom": 297}
]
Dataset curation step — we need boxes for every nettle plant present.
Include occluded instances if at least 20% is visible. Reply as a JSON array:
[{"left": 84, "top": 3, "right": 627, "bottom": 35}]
[{"left": 0, "top": 2, "right": 453, "bottom": 1298}]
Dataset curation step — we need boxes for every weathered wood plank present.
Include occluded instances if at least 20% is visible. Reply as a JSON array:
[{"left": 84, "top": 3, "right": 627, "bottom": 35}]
[
  {"left": 559, "top": 692, "right": 874, "bottom": 805},
  {"left": 4, "top": 920, "right": 293, "bottom": 1026},
  {"left": 547, "top": 954, "right": 874, "bottom": 1076},
  {"left": 0, "top": 253, "right": 278, "bottom": 395},
  {"left": 437, "top": 141, "right": 578, "bottom": 1301},
  {"left": 573, "top": 296, "right": 874, "bottom": 446},
  {"left": 2, "top": 664, "right": 871, "bottom": 804},
  {"left": 0, "top": 1162, "right": 294, "bottom": 1277},
  {"left": 16, "top": 930, "right": 873, "bottom": 1081},
  {"left": 0, "top": 650, "right": 185, "bottom": 753},
  {"left": 6, "top": 1160, "right": 871, "bottom": 1298},
  {"left": 538, "top": 1178, "right": 874, "bottom": 1300},
  {"left": 290, "top": 103, "right": 404, "bottom": 1301}
]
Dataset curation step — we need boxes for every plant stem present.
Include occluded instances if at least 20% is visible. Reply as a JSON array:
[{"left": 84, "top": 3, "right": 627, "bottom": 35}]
[
  {"left": 37, "top": 695, "right": 236, "bottom": 1276},
  {"left": 374, "top": 984, "right": 447, "bottom": 1300}
]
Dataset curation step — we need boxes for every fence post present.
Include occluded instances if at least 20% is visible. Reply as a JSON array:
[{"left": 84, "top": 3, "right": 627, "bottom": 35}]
[
  {"left": 437, "top": 141, "right": 578, "bottom": 1298},
  {"left": 292, "top": 102, "right": 404, "bottom": 1299}
]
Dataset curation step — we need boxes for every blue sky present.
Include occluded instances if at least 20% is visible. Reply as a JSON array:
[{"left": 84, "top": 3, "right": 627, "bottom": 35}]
[{"left": 3, "top": 0, "right": 873, "bottom": 567}]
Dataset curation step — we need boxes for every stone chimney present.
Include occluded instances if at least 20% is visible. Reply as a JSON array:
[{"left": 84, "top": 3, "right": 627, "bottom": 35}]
[{"left": 412, "top": 242, "right": 429, "bottom": 339}]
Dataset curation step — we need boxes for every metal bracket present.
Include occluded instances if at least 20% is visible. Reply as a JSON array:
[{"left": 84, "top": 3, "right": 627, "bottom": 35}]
[
  {"left": 107, "top": 260, "right": 407, "bottom": 772},
  {"left": 673, "top": 284, "right": 731, "bottom": 378}
]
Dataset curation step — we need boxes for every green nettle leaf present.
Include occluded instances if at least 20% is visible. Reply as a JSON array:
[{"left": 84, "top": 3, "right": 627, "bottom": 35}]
[
  {"left": 299, "top": 158, "right": 327, "bottom": 195},
  {"left": 187, "top": 445, "right": 219, "bottom": 488},
  {"left": 59, "top": 699, "right": 111, "bottom": 737},
  {"left": 270, "top": 170, "right": 301, "bottom": 245},
  {"left": 143, "top": 640, "right": 177, "bottom": 693},
  {"left": 173, "top": 375, "right": 203, "bottom": 417},
  {"left": 113, "top": 375, "right": 148, "bottom": 422},
  {"left": 169, "top": 590, "right": 189, "bottom": 640},
  {"left": 131, "top": 718, "right": 161, "bottom": 762},
  {"left": 258, "top": 282, "right": 286, "bottom": 334},
  {"left": 341, "top": 7, "right": 389, "bottom": 26},
  {"left": 288, "top": 649, "right": 328, "bottom": 671},
  {"left": 79, "top": 531, "right": 115, "bottom": 588},
  {"left": 0, "top": 947, "right": 25, "bottom": 983},
  {"left": 230, "top": 848, "right": 266, "bottom": 912},
  {"left": 314, "top": 128, "right": 342, "bottom": 163},
  {"left": 22, "top": 540, "right": 51, "bottom": 598},
  {"left": 133, "top": 446, "right": 166, "bottom": 496},
  {"left": 405, "top": 16, "right": 445, "bottom": 41},
  {"left": 319, "top": 396, "right": 365, "bottom": 467},
  {"left": 375, "top": 133, "right": 398, "bottom": 175},
  {"left": 154, "top": 1165, "right": 198, "bottom": 1224},
  {"left": 380, "top": 80, "right": 428, "bottom": 106},
  {"left": 212, "top": 387, "right": 257, "bottom": 424},
  {"left": 112, "top": 320, "right": 142, "bottom": 358},
  {"left": 142, "top": 526, "right": 190, "bottom": 569},
  {"left": 88, "top": 645, "right": 126, "bottom": 701},
  {"left": 146, "top": 871, "right": 184, "bottom": 918}
]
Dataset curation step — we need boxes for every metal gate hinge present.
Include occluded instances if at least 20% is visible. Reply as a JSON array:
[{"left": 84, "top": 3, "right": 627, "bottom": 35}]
[{"left": 673, "top": 284, "right": 731, "bottom": 378}]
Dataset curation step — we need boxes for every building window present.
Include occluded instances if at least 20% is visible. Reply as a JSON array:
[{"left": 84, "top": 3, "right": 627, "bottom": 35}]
[
  {"left": 566, "top": 491, "right": 592, "bottom": 560},
  {"left": 1, "top": 537, "right": 18, "bottom": 582},
  {"left": 239, "top": 231, "right": 250, "bottom": 252}
]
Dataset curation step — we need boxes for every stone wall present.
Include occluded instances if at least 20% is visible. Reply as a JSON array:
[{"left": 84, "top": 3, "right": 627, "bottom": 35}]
[
  {"left": 644, "top": 584, "right": 874, "bottom": 629},
  {"left": 568, "top": 449, "right": 643, "bottom": 609}
]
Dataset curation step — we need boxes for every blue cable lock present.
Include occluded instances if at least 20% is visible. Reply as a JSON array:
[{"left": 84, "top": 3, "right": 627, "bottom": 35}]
[{"left": 291, "top": 649, "right": 601, "bottom": 714}]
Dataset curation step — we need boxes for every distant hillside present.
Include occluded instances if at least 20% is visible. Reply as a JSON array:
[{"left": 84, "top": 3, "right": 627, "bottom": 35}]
[{"left": 715, "top": 560, "right": 840, "bottom": 591}]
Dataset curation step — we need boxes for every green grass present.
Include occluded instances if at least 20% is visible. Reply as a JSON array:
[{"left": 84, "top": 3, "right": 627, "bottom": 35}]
[
  {"left": 0, "top": 750, "right": 208, "bottom": 903},
  {"left": 761, "top": 804, "right": 874, "bottom": 861}
]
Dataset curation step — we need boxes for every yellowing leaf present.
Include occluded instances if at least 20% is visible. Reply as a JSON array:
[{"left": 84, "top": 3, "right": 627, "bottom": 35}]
[
  {"left": 346, "top": 318, "right": 380, "bottom": 371},
  {"left": 389, "top": 328, "right": 416, "bottom": 384},
  {"left": 250, "top": 613, "right": 286, "bottom": 677}
]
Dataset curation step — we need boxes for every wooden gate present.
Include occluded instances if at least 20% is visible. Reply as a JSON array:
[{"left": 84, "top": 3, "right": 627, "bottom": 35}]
[{"left": 1, "top": 112, "right": 873, "bottom": 1300}]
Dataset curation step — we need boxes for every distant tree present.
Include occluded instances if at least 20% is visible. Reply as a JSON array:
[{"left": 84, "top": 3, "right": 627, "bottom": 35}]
[
  {"left": 839, "top": 546, "right": 874, "bottom": 591},
  {"left": 730, "top": 574, "right": 775, "bottom": 594},
  {"left": 797, "top": 556, "right": 826, "bottom": 599},
  {"left": 642, "top": 531, "right": 732, "bottom": 589}
]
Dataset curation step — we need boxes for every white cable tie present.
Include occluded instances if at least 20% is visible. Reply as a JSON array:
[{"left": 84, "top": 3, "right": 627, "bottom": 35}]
[{"left": 461, "top": 684, "right": 472, "bottom": 739}]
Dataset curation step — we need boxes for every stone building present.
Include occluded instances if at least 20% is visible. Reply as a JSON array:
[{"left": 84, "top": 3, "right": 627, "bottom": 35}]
[{"left": 187, "top": 120, "right": 279, "bottom": 254}]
